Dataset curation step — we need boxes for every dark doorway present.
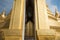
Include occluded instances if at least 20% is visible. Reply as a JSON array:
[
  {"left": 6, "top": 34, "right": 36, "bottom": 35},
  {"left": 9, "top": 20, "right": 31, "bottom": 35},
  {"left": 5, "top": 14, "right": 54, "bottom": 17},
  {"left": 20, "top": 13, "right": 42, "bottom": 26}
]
[{"left": 25, "top": 0, "right": 35, "bottom": 40}]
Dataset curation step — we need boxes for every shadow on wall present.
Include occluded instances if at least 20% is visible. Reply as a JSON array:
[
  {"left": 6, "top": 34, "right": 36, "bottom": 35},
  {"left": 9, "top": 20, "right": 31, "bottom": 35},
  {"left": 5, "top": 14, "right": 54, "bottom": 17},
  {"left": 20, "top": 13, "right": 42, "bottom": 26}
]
[{"left": 0, "top": 31, "right": 4, "bottom": 40}]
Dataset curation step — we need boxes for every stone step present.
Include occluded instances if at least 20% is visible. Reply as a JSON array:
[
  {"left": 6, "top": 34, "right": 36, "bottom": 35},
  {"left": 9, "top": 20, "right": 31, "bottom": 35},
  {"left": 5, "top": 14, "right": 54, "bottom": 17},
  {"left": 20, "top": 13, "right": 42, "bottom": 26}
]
[
  {"left": 25, "top": 38, "right": 35, "bottom": 40},
  {"left": 24, "top": 36, "right": 35, "bottom": 40}
]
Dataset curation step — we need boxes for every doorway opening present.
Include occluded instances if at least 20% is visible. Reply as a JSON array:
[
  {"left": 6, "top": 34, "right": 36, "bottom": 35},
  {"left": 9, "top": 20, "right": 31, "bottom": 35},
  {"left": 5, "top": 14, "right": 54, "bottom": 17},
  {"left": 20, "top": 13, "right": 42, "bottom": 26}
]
[{"left": 25, "top": 0, "right": 35, "bottom": 40}]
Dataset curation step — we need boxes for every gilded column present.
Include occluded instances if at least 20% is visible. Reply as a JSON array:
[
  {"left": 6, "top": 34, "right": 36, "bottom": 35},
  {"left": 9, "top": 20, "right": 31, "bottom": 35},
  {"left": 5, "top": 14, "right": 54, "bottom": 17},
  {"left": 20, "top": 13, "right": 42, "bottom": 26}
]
[{"left": 9, "top": 0, "right": 25, "bottom": 40}]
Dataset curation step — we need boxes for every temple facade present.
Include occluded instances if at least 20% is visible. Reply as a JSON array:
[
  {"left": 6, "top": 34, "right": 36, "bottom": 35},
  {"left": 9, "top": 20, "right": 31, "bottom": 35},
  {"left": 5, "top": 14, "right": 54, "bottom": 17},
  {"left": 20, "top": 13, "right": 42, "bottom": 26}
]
[{"left": 0, "top": 0, "right": 60, "bottom": 40}]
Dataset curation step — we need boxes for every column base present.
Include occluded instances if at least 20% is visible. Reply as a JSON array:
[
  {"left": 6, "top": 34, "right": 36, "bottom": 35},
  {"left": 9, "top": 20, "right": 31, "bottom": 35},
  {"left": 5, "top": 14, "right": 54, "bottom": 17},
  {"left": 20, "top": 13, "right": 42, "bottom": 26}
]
[
  {"left": 37, "top": 29, "right": 56, "bottom": 40},
  {"left": 1, "top": 29, "right": 22, "bottom": 40}
]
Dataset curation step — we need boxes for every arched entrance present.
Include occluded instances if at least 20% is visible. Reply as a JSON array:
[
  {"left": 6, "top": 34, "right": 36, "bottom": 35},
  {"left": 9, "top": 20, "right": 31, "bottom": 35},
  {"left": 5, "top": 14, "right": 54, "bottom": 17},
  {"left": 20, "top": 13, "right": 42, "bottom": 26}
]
[{"left": 25, "top": 0, "right": 35, "bottom": 40}]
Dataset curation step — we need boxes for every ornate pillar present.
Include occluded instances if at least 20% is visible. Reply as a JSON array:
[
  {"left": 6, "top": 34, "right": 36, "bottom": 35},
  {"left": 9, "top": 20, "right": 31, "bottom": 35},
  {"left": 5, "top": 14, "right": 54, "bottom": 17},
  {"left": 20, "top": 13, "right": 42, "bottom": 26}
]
[
  {"left": 35, "top": 0, "right": 55, "bottom": 40},
  {"left": 8, "top": 0, "right": 25, "bottom": 40},
  {"left": 9, "top": 0, "right": 24, "bottom": 29},
  {"left": 35, "top": 0, "right": 49, "bottom": 29}
]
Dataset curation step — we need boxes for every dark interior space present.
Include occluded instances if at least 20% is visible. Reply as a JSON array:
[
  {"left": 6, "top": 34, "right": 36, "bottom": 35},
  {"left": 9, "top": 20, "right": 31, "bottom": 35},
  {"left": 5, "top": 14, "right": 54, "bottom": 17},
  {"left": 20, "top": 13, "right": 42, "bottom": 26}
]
[
  {"left": 25, "top": 0, "right": 35, "bottom": 40},
  {"left": 25, "top": 0, "right": 34, "bottom": 24}
]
